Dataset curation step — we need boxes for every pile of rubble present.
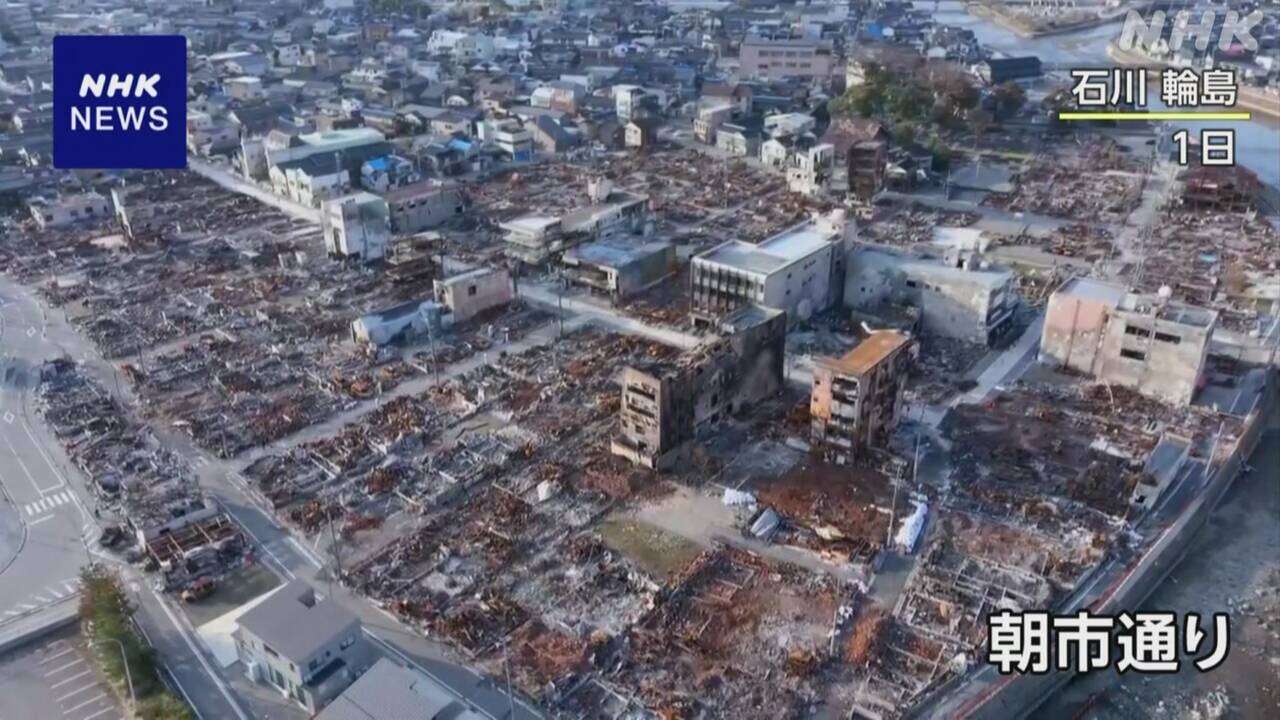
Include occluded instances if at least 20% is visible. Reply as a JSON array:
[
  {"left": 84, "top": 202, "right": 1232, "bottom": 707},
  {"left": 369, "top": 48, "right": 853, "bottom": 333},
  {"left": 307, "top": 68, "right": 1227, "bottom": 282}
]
[{"left": 34, "top": 359, "right": 245, "bottom": 595}]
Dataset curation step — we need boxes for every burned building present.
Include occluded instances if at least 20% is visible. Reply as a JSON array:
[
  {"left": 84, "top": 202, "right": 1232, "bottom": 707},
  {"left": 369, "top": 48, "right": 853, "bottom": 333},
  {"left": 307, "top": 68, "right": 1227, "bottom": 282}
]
[
  {"left": 847, "top": 140, "right": 887, "bottom": 203},
  {"left": 560, "top": 240, "right": 676, "bottom": 301},
  {"left": 384, "top": 181, "right": 466, "bottom": 233},
  {"left": 612, "top": 305, "right": 786, "bottom": 469},
  {"left": 1040, "top": 277, "right": 1217, "bottom": 406},
  {"left": 500, "top": 178, "right": 648, "bottom": 265},
  {"left": 810, "top": 330, "right": 915, "bottom": 464},
  {"left": 324, "top": 192, "right": 390, "bottom": 262},
  {"left": 433, "top": 267, "right": 515, "bottom": 322},
  {"left": 844, "top": 245, "right": 1017, "bottom": 346}
]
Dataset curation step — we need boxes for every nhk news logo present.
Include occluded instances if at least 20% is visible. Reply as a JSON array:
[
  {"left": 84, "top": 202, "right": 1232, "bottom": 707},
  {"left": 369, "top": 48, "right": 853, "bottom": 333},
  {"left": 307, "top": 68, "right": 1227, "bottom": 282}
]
[{"left": 53, "top": 35, "right": 187, "bottom": 169}]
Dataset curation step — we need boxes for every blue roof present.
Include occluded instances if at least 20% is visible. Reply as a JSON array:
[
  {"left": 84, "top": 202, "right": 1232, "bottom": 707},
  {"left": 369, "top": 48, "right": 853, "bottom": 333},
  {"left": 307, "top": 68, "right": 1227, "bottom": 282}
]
[
  {"left": 447, "top": 138, "right": 472, "bottom": 152},
  {"left": 365, "top": 155, "right": 391, "bottom": 171}
]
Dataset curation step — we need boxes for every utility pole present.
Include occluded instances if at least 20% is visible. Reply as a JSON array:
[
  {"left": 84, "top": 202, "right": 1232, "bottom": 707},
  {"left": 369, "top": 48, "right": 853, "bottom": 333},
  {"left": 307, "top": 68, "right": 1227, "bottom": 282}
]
[
  {"left": 556, "top": 270, "right": 564, "bottom": 338},
  {"left": 424, "top": 311, "right": 441, "bottom": 387},
  {"left": 327, "top": 505, "right": 342, "bottom": 590},
  {"left": 912, "top": 432, "right": 921, "bottom": 491},
  {"left": 887, "top": 468, "right": 900, "bottom": 551},
  {"left": 501, "top": 635, "right": 517, "bottom": 720}
]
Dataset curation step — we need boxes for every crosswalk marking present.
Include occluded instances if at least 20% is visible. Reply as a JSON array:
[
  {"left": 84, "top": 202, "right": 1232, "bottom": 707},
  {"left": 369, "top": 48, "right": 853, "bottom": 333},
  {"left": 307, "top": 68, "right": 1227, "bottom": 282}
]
[{"left": 24, "top": 491, "right": 75, "bottom": 516}]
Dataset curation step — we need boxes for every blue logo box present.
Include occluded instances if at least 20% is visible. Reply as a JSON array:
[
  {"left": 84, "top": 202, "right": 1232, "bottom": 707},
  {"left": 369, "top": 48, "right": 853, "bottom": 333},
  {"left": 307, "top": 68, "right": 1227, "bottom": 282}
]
[{"left": 53, "top": 35, "right": 187, "bottom": 169}]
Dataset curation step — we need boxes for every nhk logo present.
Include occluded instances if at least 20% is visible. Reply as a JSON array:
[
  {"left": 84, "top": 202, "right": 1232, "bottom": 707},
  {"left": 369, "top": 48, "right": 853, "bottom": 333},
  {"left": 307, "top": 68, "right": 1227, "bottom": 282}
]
[
  {"left": 54, "top": 35, "right": 187, "bottom": 169},
  {"left": 72, "top": 74, "right": 169, "bottom": 131}
]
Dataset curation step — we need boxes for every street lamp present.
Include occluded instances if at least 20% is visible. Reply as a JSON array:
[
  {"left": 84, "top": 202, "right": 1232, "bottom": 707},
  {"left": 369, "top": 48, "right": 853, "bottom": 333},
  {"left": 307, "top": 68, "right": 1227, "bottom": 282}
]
[{"left": 89, "top": 638, "right": 135, "bottom": 704}]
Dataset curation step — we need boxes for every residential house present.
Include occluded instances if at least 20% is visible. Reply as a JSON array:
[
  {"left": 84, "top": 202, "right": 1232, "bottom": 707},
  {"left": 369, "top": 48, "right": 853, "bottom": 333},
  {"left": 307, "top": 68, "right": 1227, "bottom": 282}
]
[{"left": 234, "top": 581, "right": 373, "bottom": 714}]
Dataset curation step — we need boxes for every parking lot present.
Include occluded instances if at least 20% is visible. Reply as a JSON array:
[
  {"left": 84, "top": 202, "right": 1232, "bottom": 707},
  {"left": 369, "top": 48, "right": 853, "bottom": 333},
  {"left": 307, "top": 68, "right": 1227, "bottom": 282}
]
[{"left": 0, "top": 627, "right": 124, "bottom": 720}]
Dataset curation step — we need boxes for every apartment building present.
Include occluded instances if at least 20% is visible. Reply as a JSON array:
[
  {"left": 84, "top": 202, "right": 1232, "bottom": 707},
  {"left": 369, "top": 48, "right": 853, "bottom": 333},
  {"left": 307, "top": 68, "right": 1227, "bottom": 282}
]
[
  {"left": 1040, "top": 278, "right": 1216, "bottom": 406},
  {"left": 739, "top": 37, "right": 834, "bottom": 81},
  {"left": 810, "top": 330, "right": 915, "bottom": 464}
]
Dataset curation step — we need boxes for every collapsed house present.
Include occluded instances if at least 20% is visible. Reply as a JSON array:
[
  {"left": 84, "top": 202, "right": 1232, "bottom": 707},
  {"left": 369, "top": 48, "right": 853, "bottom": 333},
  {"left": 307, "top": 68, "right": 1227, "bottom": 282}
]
[
  {"left": 612, "top": 304, "right": 786, "bottom": 469},
  {"left": 844, "top": 244, "right": 1017, "bottom": 346},
  {"left": 351, "top": 299, "right": 444, "bottom": 346},
  {"left": 34, "top": 360, "right": 244, "bottom": 584},
  {"left": 810, "top": 330, "right": 917, "bottom": 464},
  {"left": 1040, "top": 277, "right": 1217, "bottom": 406}
]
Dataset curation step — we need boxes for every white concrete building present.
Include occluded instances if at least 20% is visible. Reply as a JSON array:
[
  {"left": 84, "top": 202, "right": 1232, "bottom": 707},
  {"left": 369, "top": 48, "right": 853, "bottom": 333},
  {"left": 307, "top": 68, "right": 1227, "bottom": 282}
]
[
  {"left": 691, "top": 211, "right": 854, "bottom": 325},
  {"left": 27, "top": 192, "right": 111, "bottom": 229},
  {"left": 324, "top": 192, "right": 389, "bottom": 262}
]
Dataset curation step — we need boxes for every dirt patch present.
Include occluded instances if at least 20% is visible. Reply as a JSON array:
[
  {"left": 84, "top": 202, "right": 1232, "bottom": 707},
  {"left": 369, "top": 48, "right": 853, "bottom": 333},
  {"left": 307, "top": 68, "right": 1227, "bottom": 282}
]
[{"left": 598, "top": 515, "right": 704, "bottom": 580}]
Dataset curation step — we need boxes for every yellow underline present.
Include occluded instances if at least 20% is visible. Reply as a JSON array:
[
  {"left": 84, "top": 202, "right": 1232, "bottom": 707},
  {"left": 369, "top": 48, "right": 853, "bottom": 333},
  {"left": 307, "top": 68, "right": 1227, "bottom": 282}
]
[{"left": 1058, "top": 111, "right": 1252, "bottom": 121}]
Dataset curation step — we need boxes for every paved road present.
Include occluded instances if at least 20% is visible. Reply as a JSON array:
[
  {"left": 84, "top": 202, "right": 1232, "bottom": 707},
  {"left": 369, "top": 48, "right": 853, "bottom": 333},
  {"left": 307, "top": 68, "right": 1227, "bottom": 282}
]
[
  {"left": 0, "top": 626, "right": 125, "bottom": 720},
  {"left": 187, "top": 158, "right": 322, "bottom": 224},
  {"left": 0, "top": 290, "right": 93, "bottom": 628}
]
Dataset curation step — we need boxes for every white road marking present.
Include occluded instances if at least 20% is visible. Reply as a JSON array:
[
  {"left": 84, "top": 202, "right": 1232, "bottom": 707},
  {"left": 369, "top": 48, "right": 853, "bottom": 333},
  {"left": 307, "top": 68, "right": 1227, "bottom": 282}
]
[
  {"left": 287, "top": 536, "right": 323, "bottom": 569},
  {"left": 17, "top": 603, "right": 36, "bottom": 610},
  {"left": 0, "top": 428, "right": 51, "bottom": 494},
  {"left": 32, "top": 594, "right": 50, "bottom": 603},
  {"left": 54, "top": 682, "right": 99, "bottom": 702},
  {"left": 62, "top": 691, "right": 106, "bottom": 714},
  {"left": 2, "top": 411, "right": 12, "bottom": 423},
  {"left": 4, "top": 609, "right": 21, "bottom": 616},
  {"left": 30, "top": 513, "right": 56, "bottom": 525},
  {"left": 63, "top": 581, "right": 79, "bottom": 593},
  {"left": 80, "top": 707, "right": 117, "bottom": 720},
  {"left": 44, "top": 657, "right": 85, "bottom": 676},
  {"left": 25, "top": 326, "right": 34, "bottom": 337},
  {"left": 47, "top": 586, "right": 65, "bottom": 599},
  {"left": 49, "top": 668, "right": 92, "bottom": 689},
  {"left": 18, "top": 412, "right": 71, "bottom": 497}
]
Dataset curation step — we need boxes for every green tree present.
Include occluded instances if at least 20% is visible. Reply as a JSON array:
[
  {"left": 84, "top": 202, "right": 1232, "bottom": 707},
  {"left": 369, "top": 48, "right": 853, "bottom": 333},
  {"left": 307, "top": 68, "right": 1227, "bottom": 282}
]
[
  {"left": 78, "top": 565, "right": 193, "bottom": 719},
  {"left": 893, "top": 122, "right": 918, "bottom": 147}
]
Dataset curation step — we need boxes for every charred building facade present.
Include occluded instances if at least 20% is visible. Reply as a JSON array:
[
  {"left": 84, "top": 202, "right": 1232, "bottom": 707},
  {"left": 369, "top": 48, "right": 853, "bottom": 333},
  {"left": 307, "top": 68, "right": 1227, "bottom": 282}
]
[
  {"left": 810, "top": 330, "right": 915, "bottom": 464},
  {"left": 612, "top": 305, "right": 786, "bottom": 469}
]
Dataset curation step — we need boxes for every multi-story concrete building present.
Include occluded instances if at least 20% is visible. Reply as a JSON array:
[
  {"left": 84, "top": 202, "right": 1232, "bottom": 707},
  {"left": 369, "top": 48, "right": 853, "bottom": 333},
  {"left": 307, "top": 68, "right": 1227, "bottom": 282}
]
[
  {"left": 715, "top": 123, "right": 759, "bottom": 157},
  {"left": 739, "top": 37, "right": 834, "bottom": 81},
  {"left": 810, "top": 330, "right": 915, "bottom": 464},
  {"left": 27, "top": 192, "right": 110, "bottom": 229},
  {"left": 500, "top": 179, "right": 647, "bottom": 264},
  {"left": 561, "top": 240, "right": 675, "bottom": 301},
  {"left": 433, "top": 267, "right": 515, "bottom": 322},
  {"left": 384, "top": 182, "right": 465, "bottom": 234},
  {"left": 844, "top": 246, "right": 1017, "bottom": 346},
  {"left": 691, "top": 211, "right": 853, "bottom": 326},
  {"left": 612, "top": 305, "right": 786, "bottom": 469},
  {"left": 323, "top": 192, "right": 389, "bottom": 262},
  {"left": 694, "top": 101, "right": 734, "bottom": 144},
  {"left": 785, "top": 142, "right": 835, "bottom": 196},
  {"left": 234, "top": 580, "right": 373, "bottom": 713},
  {"left": 1040, "top": 278, "right": 1217, "bottom": 406}
]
